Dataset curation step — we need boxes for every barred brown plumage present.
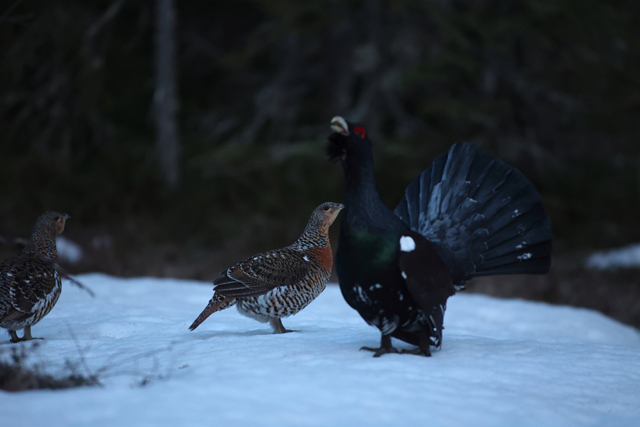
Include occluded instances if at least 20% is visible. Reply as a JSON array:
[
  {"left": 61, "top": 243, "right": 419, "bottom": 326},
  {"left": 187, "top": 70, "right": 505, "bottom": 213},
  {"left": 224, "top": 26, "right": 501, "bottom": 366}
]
[
  {"left": 189, "top": 202, "right": 344, "bottom": 334},
  {"left": 0, "top": 212, "right": 70, "bottom": 343}
]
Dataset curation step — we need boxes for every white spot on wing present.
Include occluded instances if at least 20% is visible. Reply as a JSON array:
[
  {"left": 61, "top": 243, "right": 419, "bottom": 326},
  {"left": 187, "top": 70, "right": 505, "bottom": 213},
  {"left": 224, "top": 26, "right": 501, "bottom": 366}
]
[
  {"left": 303, "top": 255, "right": 309, "bottom": 262},
  {"left": 401, "top": 271, "right": 407, "bottom": 279},
  {"left": 399, "top": 236, "right": 415, "bottom": 252},
  {"left": 353, "top": 284, "right": 371, "bottom": 305}
]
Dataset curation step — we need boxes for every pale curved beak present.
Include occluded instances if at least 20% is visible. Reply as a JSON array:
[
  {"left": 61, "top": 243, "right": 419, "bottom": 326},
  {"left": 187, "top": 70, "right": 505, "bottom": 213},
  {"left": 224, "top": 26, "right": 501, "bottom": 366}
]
[{"left": 330, "top": 116, "right": 349, "bottom": 135}]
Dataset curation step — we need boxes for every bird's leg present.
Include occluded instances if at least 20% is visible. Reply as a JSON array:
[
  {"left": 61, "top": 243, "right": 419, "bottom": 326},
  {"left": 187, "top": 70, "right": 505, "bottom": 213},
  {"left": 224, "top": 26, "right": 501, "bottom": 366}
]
[
  {"left": 360, "top": 335, "right": 400, "bottom": 357},
  {"left": 270, "top": 318, "right": 295, "bottom": 334},
  {"left": 22, "top": 325, "right": 39, "bottom": 341},
  {"left": 8, "top": 326, "right": 40, "bottom": 343}
]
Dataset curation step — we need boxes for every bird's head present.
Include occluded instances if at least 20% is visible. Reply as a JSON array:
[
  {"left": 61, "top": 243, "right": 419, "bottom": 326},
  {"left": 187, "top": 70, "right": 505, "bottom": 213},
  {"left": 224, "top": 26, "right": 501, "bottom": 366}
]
[
  {"left": 327, "top": 116, "right": 372, "bottom": 167},
  {"left": 306, "top": 202, "right": 345, "bottom": 236},
  {"left": 36, "top": 211, "right": 71, "bottom": 236},
  {"left": 315, "top": 202, "right": 345, "bottom": 225}
]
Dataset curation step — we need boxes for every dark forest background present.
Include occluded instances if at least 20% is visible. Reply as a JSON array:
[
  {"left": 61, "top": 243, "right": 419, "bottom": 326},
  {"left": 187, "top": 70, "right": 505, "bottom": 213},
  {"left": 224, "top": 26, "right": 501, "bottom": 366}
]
[{"left": 1, "top": 0, "right": 639, "bottom": 326}]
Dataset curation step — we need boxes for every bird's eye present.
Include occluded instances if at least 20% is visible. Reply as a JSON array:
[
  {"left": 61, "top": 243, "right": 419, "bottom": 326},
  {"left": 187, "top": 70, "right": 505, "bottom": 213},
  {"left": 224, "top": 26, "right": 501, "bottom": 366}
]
[
  {"left": 322, "top": 206, "right": 328, "bottom": 211},
  {"left": 54, "top": 216, "right": 60, "bottom": 221},
  {"left": 353, "top": 126, "right": 366, "bottom": 139}
]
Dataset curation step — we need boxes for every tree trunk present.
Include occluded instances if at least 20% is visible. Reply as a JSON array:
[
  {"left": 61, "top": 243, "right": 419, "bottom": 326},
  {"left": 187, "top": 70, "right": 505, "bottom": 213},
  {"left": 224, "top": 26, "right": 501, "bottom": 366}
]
[{"left": 154, "top": 0, "right": 180, "bottom": 190}]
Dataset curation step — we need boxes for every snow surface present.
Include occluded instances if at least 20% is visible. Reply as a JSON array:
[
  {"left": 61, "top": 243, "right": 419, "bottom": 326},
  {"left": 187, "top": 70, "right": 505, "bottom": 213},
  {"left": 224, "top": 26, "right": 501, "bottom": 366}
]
[
  {"left": 55, "top": 236, "right": 83, "bottom": 264},
  {"left": 1, "top": 274, "right": 640, "bottom": 427},
  {"left": 585, "top": 243, "right": 640, "bottom": 270}
]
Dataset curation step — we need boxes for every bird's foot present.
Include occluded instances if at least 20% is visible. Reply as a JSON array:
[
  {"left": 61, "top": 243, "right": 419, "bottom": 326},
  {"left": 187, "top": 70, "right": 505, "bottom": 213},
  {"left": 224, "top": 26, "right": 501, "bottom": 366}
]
[
  {"left": 11, "top": 337, "right": 43, "bottom": 343},
  {"left": 360, "top": 345, "right": 400, "bottom": 357},
  {"left": 273, "top": 329, "right": 297, "bottom": 334},
  {"left": 270, "top": 319, "right": 296, "bottom": 334},
  {"left": 400, "top": 347, "right": 432, "bottom": 357},
  {"left": 9, "top": 327, "right": 41, "bottom": 343},
  {"left": 360, "top": 335, "right": 399, "bottom": 357},
  {"left": 9, "top": 330, "right": 20, "bottom": 343}
]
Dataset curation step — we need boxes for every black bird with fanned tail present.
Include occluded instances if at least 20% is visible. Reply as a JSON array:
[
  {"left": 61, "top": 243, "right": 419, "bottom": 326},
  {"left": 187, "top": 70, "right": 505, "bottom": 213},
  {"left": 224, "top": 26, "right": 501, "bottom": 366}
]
[{"left": 327, "top": 116, "right": 552, "bottom": 357}]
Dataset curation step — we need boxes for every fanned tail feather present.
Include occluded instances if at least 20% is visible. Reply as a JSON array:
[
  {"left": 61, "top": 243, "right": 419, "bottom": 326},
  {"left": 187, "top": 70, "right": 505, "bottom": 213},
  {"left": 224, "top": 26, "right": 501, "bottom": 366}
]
[{"left": 395, "top": 142, "right": 552, "bottom": 284}]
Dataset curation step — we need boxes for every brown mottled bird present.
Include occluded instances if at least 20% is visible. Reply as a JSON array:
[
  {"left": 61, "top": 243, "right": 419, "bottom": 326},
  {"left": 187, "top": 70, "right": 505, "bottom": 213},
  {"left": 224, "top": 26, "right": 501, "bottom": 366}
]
[
  {"left": 0, "top": 211, "right": 70, "bottom": 343},
  {"left": 190, "top": 202, "right": 344, "bottom": 334}
]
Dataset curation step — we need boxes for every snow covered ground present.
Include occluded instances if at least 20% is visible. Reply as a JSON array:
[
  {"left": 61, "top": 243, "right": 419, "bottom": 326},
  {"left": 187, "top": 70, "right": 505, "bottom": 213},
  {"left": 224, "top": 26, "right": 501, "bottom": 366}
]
[
  {"left": 1, "top": 274, "right": 639, "bottom": 427},
  {"left": 55, "top": 236, "right": 84, "bottom": 265},
  {"left": 585, "top": 243, "right": 640, "bottom": 270}
]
